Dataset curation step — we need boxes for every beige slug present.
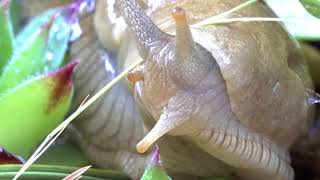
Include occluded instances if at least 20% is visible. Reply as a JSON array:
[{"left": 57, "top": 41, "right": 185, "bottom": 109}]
[
  {"left": 116, "top": 0, "right": 314, "bottom": 179},
  {"left": 19, "top": 0, "right": 315, "bottom": 179}
]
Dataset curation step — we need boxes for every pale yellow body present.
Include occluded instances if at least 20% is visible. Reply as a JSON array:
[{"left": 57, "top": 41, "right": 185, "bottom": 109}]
[{"left": 19, "top": 0, "right": 315, "bottom": 179}]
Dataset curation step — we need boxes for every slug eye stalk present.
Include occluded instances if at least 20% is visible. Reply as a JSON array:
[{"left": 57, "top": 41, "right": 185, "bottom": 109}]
[
  {"left": 172, "top": 6, "right": 193, "bottom": 65},
  {"left": 116, "top": 0, "right": 171, "bottom": 59}
]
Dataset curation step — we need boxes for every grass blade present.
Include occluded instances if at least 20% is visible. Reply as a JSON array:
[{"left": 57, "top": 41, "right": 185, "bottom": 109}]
[
  {"left": 300, "top": 0, "right": 320, "bottom": 18},
  {"left": 63, "top": 165, "right": 91, "bottom": 180},
  {"left": 0, "top": 164, "right": 129, "bottom": 179},
  {"left": 193, "top": 0, "right": 257, "bottom": 27}
]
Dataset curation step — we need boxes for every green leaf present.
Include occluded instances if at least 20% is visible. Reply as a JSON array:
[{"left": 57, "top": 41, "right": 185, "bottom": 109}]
[
  {"left": 0, "top": 8, "right": 77, "bottom": 94},
  {"left": 0, "top": 165, "right": 129, "bottom": 179},
  {"left": 0, "top": 63, "right": 76, "bottom": 158},
  {"left": 45, "top": 12, "right": 72, "bottom": 70},
  {"left": 37, "top": 143, "right": 89, "bottom": 166},
  {"left": 141, "top": 148, "right": 171, "bottom": 180},
  {"left": 0, "top": 1, "right": 14, "bottom": 73},
  {"left": 16, "top": 7, "right": 74, "bottom": 71},
  {"left": 141, "top": 166, "right": 171, "bottom": 180},
  {"left": 0, "top": 6, "right": 74, "bottom": 93},
  {"left": 15, "top": 9, "right": 57, "bottom": 48},
  {"left": 299, "top": 0, "right": 320, "bottom": 18},
  {"left": 0, "top": 19, "right": 51, "bottom": 93},
  {"left": 9, "top": 0, "right": 22, "bottom": 35},
  {"left": 265, "top": 0, "right": 320, "bottom": 40}
]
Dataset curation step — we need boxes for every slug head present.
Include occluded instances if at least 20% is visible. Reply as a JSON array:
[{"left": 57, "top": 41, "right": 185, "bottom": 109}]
[{"left": 118, "top": 0, "right": 221, "bottom": 153}]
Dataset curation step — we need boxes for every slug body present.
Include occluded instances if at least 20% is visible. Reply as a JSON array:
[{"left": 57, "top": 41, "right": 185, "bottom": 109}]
[
  {"left": 116, "top": 0, "right": 314, "bottom": 179},
  {"left": 19, "top": 0, "right": 314, "bottom": 179}
]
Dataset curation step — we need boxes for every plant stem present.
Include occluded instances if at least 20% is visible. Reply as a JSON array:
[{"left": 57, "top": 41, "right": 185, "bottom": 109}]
[{"left": 193, "top": 17, "right": 320, "bottom": 27}]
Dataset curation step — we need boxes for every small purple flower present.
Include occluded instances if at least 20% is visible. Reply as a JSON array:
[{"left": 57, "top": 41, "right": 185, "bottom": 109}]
[{"left": 148, "top": 145, "right": 161, "bottom": 167}]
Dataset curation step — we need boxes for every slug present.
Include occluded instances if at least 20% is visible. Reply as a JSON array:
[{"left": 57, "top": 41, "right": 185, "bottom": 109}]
[
  {"left": 115, "top": 0, "right": 314, "bottom": 179},
  {"left": 18, "top": 0, "right": 315, "bottom": 179},
  {"left": 69, "top": 1, "right": 234, "bottom": 179}
]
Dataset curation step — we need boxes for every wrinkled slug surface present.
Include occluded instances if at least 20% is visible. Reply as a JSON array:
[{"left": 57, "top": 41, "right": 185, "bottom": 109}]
[{"left": 145, "top": 0, "right": 313, "bottom": 148}]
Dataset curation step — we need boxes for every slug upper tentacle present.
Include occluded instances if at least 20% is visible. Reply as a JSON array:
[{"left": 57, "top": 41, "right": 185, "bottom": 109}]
[
  {"left": 172, "top": 7, "right": 193, "bottom": 65},
  {"left": 116, "top": 0, "right": 171, "bottom": 59},
  {"left": 169, "top": 6, "right": 217, "bottom": 90}
]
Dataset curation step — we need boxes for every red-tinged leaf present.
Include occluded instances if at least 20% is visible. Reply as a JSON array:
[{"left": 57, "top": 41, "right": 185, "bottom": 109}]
[
  {"left": 0, "top": 62, "right": 77, "bottom": 158},
  {"left": 141, "top": 146, "right": 171, "bottom": 180},
  {"left": 47, "top": 61, "right": 78, "bottom": 112},
  {"left": 0, "top": 147, "right": 23, "bottom": 164}
]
